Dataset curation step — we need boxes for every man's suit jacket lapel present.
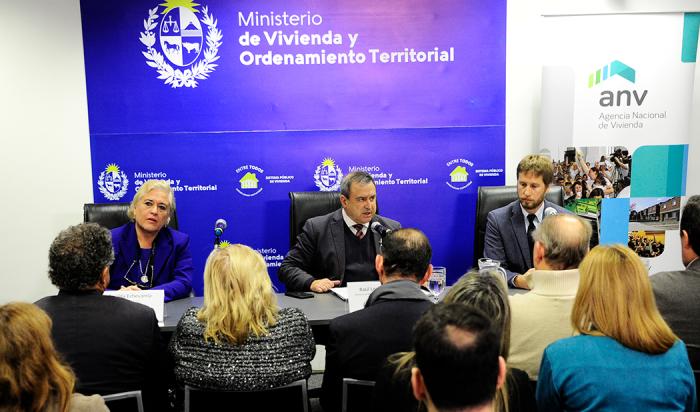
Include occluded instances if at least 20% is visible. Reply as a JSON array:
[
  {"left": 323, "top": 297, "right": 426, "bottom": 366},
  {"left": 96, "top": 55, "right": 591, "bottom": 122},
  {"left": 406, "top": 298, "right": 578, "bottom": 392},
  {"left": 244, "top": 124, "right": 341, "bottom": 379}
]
[
  {"left": 510, "top": 202, "right": 532, "bottom": 269},
  {"left": 330, "top": 210, "right": 345, "bottom": 278}
]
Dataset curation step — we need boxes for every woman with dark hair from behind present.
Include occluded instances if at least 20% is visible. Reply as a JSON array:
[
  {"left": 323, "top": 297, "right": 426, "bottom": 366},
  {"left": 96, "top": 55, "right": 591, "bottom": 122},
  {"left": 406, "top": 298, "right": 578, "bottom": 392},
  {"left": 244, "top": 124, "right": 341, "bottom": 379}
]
[
  {"left": 0, "top": 302, "right": 108, "bottom": 412},
  {"left": 372, "top": 270, "right": 536, "bottom": 412},
  {"left": 537, "top": 245, "right": 696, "bottom": 411}
]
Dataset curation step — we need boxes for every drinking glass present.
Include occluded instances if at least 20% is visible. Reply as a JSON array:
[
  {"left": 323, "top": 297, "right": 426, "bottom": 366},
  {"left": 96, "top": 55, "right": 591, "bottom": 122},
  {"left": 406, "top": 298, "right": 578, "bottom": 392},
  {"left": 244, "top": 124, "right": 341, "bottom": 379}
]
[
  {"left": 478, "top": 258, "right": 500, "bottom": 270},
  {"left": 478, "top": 258, "right": 508, "bottom": 286},
  {"left": 428, "top": 266, "right": 447, "bottom": 300}
]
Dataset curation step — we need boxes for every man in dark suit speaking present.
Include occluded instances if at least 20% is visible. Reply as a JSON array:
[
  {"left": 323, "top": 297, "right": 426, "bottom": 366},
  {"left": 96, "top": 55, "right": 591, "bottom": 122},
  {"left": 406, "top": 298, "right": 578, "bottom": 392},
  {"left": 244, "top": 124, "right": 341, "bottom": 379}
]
[
  {"left": 279, "top": 171, "right": 401, "bottom": 292},
  {"left": 484, "top": 154, "right": 568, "bottom": 289}
]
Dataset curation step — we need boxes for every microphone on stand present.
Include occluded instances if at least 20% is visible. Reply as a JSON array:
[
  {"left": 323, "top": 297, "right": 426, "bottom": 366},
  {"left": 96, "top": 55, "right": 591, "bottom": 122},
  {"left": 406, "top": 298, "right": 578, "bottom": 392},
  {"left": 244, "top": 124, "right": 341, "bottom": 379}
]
[
  {"left": 544, "top": 207, "right": 558, "bottom": 218},
  {"left": 214, "top": 219, "right": 227, "bottom": 246},
  {"left": 371, "top": 221, "right": 392, "bottom": 238},
  {"left": 214, "top": 219, "right": 227, "bottom": 236}
]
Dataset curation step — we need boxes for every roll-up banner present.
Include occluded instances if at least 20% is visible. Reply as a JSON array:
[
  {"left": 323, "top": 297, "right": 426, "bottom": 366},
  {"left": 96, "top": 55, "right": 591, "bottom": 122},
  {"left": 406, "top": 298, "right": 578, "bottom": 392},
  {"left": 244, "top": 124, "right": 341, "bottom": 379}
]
[{"left": 540, "top": 13, "right": 700, "bottom": 273}]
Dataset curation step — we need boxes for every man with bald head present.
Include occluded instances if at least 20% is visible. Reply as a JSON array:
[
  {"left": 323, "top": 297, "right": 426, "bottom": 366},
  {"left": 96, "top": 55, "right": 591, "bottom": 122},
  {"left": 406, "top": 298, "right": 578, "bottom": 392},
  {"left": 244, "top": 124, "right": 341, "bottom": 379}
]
[{"left": 508, "top": 213, "right": 592, "bottom": 379}]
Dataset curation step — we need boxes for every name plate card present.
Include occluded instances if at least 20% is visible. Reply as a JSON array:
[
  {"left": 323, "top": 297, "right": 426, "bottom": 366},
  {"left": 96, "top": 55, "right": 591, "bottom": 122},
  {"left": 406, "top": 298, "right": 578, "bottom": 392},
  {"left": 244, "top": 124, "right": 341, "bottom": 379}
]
[
  {"left": 347, "top": 281, "right": 381, "bottom": 313},
  {"left": 103, "top": 289, "right": 165, "bottom": 324}
]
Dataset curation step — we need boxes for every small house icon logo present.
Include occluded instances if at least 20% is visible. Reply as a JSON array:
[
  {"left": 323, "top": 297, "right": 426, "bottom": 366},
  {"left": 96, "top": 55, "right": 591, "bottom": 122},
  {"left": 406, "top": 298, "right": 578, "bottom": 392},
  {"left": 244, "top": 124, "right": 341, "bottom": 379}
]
[
  {"left": 450, "top": 166, "right": 468, "bottom": 183},
  {"left": 445, "top": 159, "right": 473, "bottom": 190},
  {"left": 239, "top": 172, "right": 259, "bottom": 189},
  {"left": 235, "top": 165, "right": 264, "bottom": 197}
]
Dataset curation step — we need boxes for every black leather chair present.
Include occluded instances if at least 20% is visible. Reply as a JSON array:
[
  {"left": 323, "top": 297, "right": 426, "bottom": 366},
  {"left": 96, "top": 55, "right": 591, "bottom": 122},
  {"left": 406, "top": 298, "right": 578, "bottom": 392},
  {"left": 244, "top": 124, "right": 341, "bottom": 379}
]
[
  {"left": 289, "top": 192, "right": 341, "bottom": 248},
  {"left": 289, "top": 192, "right": 382, "bottom": 248},
  {"left": 473, "top": 185, "right": 564, "bottom": 267},
  {"left": 83, "top": 202, "right": 179, "bottom": 230},
  {"left": 184, "top": 379, "right": 308, "bottom": 412}
]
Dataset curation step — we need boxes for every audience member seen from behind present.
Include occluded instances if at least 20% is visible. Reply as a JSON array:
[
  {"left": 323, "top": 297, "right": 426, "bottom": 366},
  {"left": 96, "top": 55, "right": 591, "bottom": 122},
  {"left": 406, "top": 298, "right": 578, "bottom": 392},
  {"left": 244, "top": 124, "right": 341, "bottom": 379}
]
[
  {"left": 652, "top": 195, "right": 700, "bottom": 397},
  {"left": 321, "top": 228, "right": 433, "bottom": 412},
  {"left": 373, "top": 270, "right": 536, "bottom": 412},
  {"left": 169, "top": 244, "right": 315, "bottom": 394},
  {"left": 108, "top": 179, "right": 193, "bottom": 301},
  {"left": 411, "top": 303, "right": 506, "bottom": 412},
  {"left": 0, "top": 302, "right": 108, "bottom": 412},
  {"left": 537, "top": 245, "right": 697, "bottom": 412},
  {"left": 35, "top": 223, "right": 165, "bottom": 410},
  {"left": 509, "top": 214, "right": 591, "bottom": 380}
]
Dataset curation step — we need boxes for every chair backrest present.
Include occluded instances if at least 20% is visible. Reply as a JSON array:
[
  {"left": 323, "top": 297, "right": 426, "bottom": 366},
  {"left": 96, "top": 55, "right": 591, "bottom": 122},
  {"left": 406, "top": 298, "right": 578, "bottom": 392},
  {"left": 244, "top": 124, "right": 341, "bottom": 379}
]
[
  {"left": 473, "top": 185, "right": 564, "bottom": 267},
  {"left": 288, "top": 191, "right": 385, "bottom": 247},
  {"left": 184, "top": 379, "right": 308, "bottom": 412},
  {"left": 84, "top": 202, "right": 179, "bottom": 230},
  {"left": 342, "top": 378, "right": 376, "bottom": 412},
  {"left": 288, "top": 192, "right": 342, "bottom": 248},
  {"left": 288, "top": 192, "right": 381, "bottom": 247},
  {"left": 101, "top": 390, "right": 144, "bottom": 412}
]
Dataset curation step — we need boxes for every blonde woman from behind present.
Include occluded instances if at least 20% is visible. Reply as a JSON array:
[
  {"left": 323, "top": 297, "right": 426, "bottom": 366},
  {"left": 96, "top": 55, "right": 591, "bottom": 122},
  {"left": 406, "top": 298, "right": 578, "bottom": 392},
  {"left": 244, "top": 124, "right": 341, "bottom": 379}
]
[
  {"left": 169, "top": 244, "right": 315, "bottom": 402},
  {"left": 537, "top": 245, "right": 696, "bottom": 412}
]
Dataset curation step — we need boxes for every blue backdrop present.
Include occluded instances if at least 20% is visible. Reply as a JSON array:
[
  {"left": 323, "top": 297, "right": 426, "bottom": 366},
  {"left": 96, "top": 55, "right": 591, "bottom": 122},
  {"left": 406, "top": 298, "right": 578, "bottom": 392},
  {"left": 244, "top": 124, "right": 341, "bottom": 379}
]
[{"left": 81, "top": 0, "right": 506, "bottom": 293}]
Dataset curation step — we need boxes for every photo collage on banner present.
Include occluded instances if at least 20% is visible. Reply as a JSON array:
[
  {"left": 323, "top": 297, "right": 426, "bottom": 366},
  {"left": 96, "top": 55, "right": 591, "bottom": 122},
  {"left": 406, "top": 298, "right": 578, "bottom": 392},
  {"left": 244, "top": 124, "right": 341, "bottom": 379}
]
[
  {"left": 540, "top": 13, "right": 699, "bottom": 273},
  {"left": 81, "top": 0, "right": 507, "bottom": 292}
]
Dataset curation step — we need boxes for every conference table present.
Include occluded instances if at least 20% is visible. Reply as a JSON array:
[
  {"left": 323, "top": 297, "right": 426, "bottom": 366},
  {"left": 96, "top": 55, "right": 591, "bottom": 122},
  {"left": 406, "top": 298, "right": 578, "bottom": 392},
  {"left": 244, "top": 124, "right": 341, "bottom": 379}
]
[
  {"left": 163, "top": 292, "right": 348, "bottom": 333},
  {"left": 163, "top": 287, "right": 527, "bottom": 343}
]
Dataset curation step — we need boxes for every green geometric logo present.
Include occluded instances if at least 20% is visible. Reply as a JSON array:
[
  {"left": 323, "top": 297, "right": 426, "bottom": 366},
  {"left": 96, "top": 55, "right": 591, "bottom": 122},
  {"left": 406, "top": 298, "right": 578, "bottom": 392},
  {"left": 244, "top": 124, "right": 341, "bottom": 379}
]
[{"left": 588, "top": 60, "right": 636, "bottom": 88}]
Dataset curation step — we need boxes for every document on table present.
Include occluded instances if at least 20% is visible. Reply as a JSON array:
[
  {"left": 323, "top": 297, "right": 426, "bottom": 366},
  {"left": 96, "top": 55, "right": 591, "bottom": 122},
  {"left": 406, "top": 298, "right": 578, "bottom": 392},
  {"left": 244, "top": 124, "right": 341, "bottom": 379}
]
[
  {"left": 332, "top": 283, "right": 430, "bottom": 303},
  {"left": 331, "top": 281, "right": 383, "bottom": 312},
  {"left": 331, "top": 287, "right": 349, "bottom": 301},
  {"left": 104, "top": 289, "right": 165, "bottom": 326}
]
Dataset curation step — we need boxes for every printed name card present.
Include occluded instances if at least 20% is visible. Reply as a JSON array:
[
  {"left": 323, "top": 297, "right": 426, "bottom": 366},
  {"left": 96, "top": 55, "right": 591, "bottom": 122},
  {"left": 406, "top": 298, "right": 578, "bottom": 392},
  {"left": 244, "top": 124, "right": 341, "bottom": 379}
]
[
  {"left": 103, "top": 289, "right": 165, "bottom": 324},
  {"left": 347, "top": 281, "right": 381, "bottom": 313}
]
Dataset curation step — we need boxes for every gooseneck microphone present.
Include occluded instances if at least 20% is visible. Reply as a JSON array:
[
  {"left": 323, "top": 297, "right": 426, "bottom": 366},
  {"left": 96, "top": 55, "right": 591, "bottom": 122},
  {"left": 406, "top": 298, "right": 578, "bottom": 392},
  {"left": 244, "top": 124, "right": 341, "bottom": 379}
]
[{"left": 371, "top": 221, "right": 392, "bottom": 238}]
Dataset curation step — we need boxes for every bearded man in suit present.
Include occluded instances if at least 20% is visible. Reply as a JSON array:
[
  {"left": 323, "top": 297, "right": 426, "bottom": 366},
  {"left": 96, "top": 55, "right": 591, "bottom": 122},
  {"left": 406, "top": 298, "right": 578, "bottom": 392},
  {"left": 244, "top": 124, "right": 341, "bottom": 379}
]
[{"left": 484, "top": 154, "right": 568, "bottom": 289}]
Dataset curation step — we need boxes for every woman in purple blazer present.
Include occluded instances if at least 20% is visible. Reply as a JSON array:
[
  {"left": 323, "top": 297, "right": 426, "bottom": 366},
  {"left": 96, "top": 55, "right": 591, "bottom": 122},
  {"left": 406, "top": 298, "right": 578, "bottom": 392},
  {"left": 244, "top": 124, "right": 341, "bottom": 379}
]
[{"left": 108, "top": 179, "right": 193, "bottom": 302}]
